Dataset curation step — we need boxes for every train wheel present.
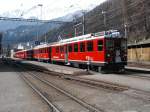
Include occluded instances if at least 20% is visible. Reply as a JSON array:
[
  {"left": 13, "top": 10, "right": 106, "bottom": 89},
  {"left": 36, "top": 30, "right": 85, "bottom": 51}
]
[
  {"left": 100, "top": 67, "right": 110, "bottom": 74},
  {"left": 117, "top": 67, "right": 126, "bottom": 74}
]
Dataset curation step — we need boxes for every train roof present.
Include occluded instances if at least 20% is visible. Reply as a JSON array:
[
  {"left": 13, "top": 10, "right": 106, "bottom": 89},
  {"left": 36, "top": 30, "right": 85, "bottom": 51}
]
[
  {"left": 128, "top": 39, "right": 150, "bottom": 48},
  {"left": 15, "top": 49, "right": 27, "bottom": 53},
  {"left": 50, "top": 30, "right": 121, "bottom": 46},
  {"left": 33, "top": 44, "right": 49, "bottom": 49},
  {"left": 25, "top": 30, "right": 122, "bottom": 50}
]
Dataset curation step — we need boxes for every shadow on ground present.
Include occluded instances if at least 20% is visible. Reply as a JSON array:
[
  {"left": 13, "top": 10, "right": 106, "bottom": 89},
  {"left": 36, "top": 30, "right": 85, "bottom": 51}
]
[{"left": 0, "top": 59, "right": 35, "bottom": 72}]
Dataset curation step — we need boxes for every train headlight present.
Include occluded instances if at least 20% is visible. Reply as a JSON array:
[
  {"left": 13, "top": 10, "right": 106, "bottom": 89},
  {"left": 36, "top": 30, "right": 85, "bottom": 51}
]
[{"left": 107, "top": 54, "right": 111, "bottom": 57}]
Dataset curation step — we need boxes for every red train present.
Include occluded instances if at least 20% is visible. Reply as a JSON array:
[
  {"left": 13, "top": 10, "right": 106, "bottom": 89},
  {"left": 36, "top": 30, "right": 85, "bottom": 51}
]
[{"left": 14, "top": 30, "right": 127, "bottom": 72}]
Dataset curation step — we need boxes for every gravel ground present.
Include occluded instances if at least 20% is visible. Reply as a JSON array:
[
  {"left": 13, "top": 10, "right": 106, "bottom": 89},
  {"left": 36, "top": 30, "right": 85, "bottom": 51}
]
[
  {"left": 24, "top": 73, "right": 89, "bottom": 112},
  {"left": 0, "top": 60, "right": 49, "bottom": 112},
  {"left": 79, "top": 72, "right": 150, "bottom": 92},
  {"left": 36, "top": 72, "right": 150, "bottom": 112}
]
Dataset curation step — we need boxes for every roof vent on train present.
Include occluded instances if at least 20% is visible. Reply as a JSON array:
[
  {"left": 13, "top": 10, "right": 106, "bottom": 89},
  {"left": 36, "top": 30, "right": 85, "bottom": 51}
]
[
  {"left": 93, "top": 30, "right": 120, "bottom": 38},
  {"left": 104, "top": 30, "right": 121, "bottom": 38}
]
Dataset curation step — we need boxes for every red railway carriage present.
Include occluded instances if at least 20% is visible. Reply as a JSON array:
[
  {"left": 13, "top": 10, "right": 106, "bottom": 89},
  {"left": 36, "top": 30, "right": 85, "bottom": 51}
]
[
  {"left": 51, "top": 34, "right": 105, "bottom": 64},
  {"left": 14, "top": 50, "right": 27, "bottom": 59},
  {"left": 51, "top": 30, "right": 127, "bottom": 71},
  {"left": 33, "top": 44, "right": 51, "bottom": 61},
  {"left": 26, "top": 49, "right": 33, "bottom": 60}
]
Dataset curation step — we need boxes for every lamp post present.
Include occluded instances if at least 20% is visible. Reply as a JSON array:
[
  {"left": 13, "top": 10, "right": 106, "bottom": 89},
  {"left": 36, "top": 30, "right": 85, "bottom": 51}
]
[
  {"left": 36, "top": 4, "right": 43, "bottom": 61},
  {"left": 38, "top": 4, "right": 43, "bottom": 20},
  {"left": 36, "top": 4, "right": 43, "bottom": 44},
  {"left": 124, "top": 24, "right": 127, "bottom": 38}
]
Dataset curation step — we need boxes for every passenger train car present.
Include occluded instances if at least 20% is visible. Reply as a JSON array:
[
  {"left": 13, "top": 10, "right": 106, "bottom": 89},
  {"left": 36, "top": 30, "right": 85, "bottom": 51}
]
[
  {"left": 14, "top": 30, "right": 127, "bottom": 72},
  {"left": 14, "top": 50, "right": 27, "bottom": 59}
]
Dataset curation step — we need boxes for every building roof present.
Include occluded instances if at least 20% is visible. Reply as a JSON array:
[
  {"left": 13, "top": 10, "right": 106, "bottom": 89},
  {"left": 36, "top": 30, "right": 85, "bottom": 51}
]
[{"left": 128, "top": 39, "right": 150, "bottom": 47}]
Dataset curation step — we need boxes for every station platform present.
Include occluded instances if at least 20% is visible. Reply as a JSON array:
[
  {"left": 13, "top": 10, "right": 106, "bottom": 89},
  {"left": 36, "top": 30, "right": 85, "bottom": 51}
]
[
  {"left": 14, "top": 59, "right": 88, "bottom": 76},
  {"left": 125, "top": 66, "right": 150, "bottom": 72},
  {"left": 0, "top": 60, "right": 49, "bottom": 112},
  {"left": 128, "top": 61, "right": 150, "bottom": 70},
  {"left": 12, "top": 58, "right": 150, "bottom": 74}
]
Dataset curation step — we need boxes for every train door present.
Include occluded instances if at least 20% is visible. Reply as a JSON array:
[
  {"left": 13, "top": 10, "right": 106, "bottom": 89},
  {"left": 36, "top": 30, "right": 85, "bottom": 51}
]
[
  {"left": 114, "top": 39, "right": 122, "bottom": 63},
  {"left": 65, "top": 45, "right": 68, "bottom": 64},
  {"left": 105, "top": 39, "right": 121, "bottom": 63}
]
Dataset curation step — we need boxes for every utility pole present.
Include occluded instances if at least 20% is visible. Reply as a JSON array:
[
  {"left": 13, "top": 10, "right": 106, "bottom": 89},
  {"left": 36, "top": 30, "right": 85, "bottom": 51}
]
[
  {"left": 45, "top": 33, "right": 47, "bottom": 43},
  {"left": 102, "top": 11, "right": 107, "bottom": 31},
  {"left": 82, "top": 11, "right": 85, "bottom": 35},
  {"left": 75, "top": 27, "right": 77, "bottom": 37},
  {"left": 74, "top": 22, "right": 82, "bottom": 36},
  {"left": 0, "top": 33, "right": 2, "bottom": 56},
  {"left": 73, "top": 10, "right": 86, "bottom": 36},
  {"left": 73, "top": 17, "right": 77, "bottom": 37},
  {"left": 122, "top": 0, "right": 128, "bottom": 38}
]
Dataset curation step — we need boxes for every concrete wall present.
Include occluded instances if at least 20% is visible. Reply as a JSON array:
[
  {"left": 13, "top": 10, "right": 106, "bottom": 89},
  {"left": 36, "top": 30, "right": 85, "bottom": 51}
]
[{"left": 128, "top": 47, "right": 150, "bottom": 62}]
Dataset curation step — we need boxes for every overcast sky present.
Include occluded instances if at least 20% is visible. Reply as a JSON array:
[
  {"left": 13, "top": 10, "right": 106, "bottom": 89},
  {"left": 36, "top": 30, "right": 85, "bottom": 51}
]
[{"left": 0, "top": 0, "right": 106, "bottom": 20}]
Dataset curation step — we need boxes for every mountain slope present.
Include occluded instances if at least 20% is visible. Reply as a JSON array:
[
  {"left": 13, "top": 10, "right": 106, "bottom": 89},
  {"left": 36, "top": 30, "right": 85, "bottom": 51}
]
[{"left": 43, "top": 0, "right": 150, "bottom": 44}]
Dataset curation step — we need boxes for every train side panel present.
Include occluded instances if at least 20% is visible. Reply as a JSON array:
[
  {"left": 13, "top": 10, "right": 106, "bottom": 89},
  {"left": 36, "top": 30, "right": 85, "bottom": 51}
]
[{"left": 67, "top": 38, "right": 105, "bottom": 66}]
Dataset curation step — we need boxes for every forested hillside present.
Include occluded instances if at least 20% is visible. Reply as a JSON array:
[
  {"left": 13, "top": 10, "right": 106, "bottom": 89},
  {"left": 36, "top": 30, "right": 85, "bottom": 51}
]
[{"left": 43, "top": 0, "right": 150, "bottom": 44}]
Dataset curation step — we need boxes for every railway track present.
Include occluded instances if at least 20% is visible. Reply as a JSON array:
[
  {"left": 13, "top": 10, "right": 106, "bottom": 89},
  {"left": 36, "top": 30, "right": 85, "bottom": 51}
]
[
  {"left": 18, "top": 62, "right": 150, "bottom": 94},
  {"left": 38, "top": 70, "right": 150, "bottom": 101},
  {"left": 21, "top": 65, "right": 150, "bottom": 102},
  {"left": 6, "top": 60, "right": 150, "bottom": 112},
  {"left": 16, "top": 65, "right": 105, "bottom": 112},
  {"left": 20, "top": 74, "right": 61, "bottom": 112}
]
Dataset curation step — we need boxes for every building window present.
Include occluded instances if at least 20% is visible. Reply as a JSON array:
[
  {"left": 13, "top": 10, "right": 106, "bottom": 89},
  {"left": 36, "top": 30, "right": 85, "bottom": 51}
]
[
  {"left": 98, "top": 40, "right": 103, "bottom": 51},
  {"left": 68, "top": 44, "right": 72, "bottom": 52},
  {"left": 80, "top": 42, "right": 85, "bottom": 52},
  {"left": 74, "top": 43, "right": 78, "bottom": 52},
  {"left": 87, "top": 41, "right": 93, "bottom": 51}
]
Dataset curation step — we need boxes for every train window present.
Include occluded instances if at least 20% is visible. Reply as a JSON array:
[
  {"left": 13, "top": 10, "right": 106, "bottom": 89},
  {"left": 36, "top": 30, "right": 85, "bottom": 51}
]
[
  {"left": 68, "top": 44, "right": 72, "bottom": 52},
  {"left": 56, "top": 47, "right": 59, "bottom": 53},
  {"left": 106, "top": 40, "right": 114, "bottom": 48},
  {"left": 80, "top": 42, "right": 85, "bottom": 52},
  {"left": 45, "top": 49, "right": 47, "bottom": 53},
  {"left": 87, "top": 41, "right": 93, "bottom": 51},
  {"left": 98, "top": 40, "right": 103, "bottom": 51},
  {"left": 121, "top": 39, "right": 127, "bottom": 50},
  {"left": 60, "top": 46, "right": 64, "bottom": 53},
  {"left": 74, "top": 43, "right": 78, "bottom": 52}
]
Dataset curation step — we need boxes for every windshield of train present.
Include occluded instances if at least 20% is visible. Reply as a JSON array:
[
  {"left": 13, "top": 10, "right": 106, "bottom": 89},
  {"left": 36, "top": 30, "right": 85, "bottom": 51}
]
[{"left": 106, "top": 39, "right": 127, "bottom": 50}]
